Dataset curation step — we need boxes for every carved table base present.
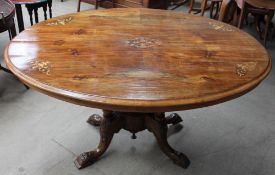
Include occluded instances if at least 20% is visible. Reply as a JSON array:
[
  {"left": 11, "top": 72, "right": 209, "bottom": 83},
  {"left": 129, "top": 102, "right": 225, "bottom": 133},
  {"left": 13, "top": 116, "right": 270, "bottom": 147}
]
[{"left": 74, "top": 110, "right": 190, "bottom": 169}]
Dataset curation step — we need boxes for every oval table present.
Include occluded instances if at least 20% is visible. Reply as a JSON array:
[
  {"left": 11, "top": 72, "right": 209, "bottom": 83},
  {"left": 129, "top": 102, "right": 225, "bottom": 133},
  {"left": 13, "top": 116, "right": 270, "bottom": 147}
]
[{"left": 4, "top": 8, "right": 271, "bottom": 169}]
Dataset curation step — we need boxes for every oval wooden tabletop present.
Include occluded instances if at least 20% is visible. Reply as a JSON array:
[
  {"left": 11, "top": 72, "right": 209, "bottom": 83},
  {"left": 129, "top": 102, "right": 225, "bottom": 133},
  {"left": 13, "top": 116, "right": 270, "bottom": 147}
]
[{"left": 4, "top": 8, "right": 271, "bottom": 112}]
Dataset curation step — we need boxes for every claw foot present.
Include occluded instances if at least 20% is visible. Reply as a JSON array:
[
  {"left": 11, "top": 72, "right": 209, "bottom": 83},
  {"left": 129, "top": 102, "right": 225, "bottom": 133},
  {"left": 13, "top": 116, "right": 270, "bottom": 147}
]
[
  {"left": 165, "top": 113, "right": 183, "bottom": 125},
  {"left": 171, "top": 152, "right": 190, "bottom": 168},
  {"left": 87, "top": 114, "right": 102, "bottom": 126},
  {"left": 74, "top": 152, "right": 98, "bottom": 169}
]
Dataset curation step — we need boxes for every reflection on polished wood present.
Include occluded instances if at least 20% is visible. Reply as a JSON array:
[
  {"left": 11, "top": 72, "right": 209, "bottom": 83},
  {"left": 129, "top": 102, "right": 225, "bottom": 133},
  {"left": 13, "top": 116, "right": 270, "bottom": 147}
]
[{"left": 4, "top": 8, "right": 271, "bottom": 169}]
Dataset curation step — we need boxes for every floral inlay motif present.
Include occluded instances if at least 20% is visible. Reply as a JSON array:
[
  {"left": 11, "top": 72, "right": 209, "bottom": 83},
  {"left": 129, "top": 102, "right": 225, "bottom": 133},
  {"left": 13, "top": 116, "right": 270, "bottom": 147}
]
[
  {"left": 47, "top": 16, "right": 73, "bottom": 26},
  {"left": 126, "top": 37, "right": 161, "bottom": 48},
  {"left": 31, "top": 61, "right": 51, "bottom": 75},
  {"left": 208, "top": 22, "right": 234, "bottom": 32},
  {"left": 236, "top": 62, "right": 257, "bottom": 77}
]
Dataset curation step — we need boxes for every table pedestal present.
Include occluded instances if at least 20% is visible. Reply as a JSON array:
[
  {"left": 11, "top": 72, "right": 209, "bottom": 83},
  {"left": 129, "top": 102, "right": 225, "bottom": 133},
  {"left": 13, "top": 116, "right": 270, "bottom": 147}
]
[{"left": 74, "top": 110, "right": 190, "bottom": 169}]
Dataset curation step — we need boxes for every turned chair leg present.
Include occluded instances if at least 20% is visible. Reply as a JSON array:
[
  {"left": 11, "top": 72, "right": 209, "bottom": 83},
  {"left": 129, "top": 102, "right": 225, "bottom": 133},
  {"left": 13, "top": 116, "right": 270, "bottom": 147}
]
[
  {"left": 201, "top": 0, "right": 208, "bottom": 16},
  {"left": 48, "top": 0, "right": 52, "bottom": 18},
  {"left": 8, "top": 19, "right": 17, "bottom": 40},
  {"left": 27, "top": 7, "right": 34, "bottom": 25},
  {"left": 209, "top": 1, "right": 215, "bottom": 18},
  {"left": 42, "top": 4, "right": 48, "bottom": 20},
  {"left": 34, "top": 8, "right": 39, "bottom": 23},
  {"left": 263, "top": 11, "right": 273, "bottom": 47},
  {"left": 214, "top": 2, "right": 221, "bottom": 19},
  {"left": 238, "top": 2, "right": 247, "bottom": 28},
  {"left": 188, "top": 0, "right": 195, "bottom": 13}
]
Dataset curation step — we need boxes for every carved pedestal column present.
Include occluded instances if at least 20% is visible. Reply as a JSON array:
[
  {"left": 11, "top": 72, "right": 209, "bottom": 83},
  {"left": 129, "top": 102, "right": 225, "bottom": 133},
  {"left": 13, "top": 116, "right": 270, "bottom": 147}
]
[{"left": 75, "top": 111, "right": 190, "bottom": 169}]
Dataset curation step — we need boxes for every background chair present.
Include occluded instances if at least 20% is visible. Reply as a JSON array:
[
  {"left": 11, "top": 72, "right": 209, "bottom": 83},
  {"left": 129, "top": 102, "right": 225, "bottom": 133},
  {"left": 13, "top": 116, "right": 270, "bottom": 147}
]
[
  {"left": 0, "top": 1, "right": 16, "bottom": 40},
  {"left": 0, "top": 0, "right": 29, "bottom": 89},
  {"left": 238, "top": 0, "right": 275, "bottom": 46},
  {"left": 25, "top": 0, "right": 53, "bottom": 26},
  {"left": 77, "top": 0, "right": 114, "bottom": 12},
  {"left": 189, "top": 0, "right": 223, "bottom": 18},
  {"left": 0, "top": 0, "right": 16, "bottom": 74}
]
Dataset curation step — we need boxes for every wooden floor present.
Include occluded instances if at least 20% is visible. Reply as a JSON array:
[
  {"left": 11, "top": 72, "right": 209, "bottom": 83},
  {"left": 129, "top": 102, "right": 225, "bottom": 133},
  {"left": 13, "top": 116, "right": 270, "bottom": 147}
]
[{"left": 1, "top": 1, "right": 275, "bottom": 175}]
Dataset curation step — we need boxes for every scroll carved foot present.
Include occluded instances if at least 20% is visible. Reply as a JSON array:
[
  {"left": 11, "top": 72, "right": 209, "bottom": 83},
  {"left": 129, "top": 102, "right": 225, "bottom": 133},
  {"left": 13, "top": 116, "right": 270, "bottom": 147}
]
[
  {"left": 87, "top": 114, "right": 103, "bottom": 126},
  {"left": 75, "top": 111, "right": 123, "bottom": 169},
  {"left": 146, "top": 114, "right": 190, "bottom": 168},
  {"left": 165, "top": 113, "right": 183, "bottom": 125}
]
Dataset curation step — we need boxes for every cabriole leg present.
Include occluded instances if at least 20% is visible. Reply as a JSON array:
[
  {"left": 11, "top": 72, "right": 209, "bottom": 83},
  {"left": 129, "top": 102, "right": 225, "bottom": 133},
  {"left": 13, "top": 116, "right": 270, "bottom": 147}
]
[
  {"left": 146, "top": 113, "right": 190, "bottom": 168},
  {"left": 74, "top": 111, "right": 123, "bottom": 169}
]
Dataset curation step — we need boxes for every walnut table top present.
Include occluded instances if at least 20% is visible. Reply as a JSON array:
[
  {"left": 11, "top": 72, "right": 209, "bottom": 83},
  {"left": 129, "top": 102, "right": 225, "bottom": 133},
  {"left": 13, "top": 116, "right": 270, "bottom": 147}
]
[{"left": 4, "top": 8, "right": 271, "bottom": 112}]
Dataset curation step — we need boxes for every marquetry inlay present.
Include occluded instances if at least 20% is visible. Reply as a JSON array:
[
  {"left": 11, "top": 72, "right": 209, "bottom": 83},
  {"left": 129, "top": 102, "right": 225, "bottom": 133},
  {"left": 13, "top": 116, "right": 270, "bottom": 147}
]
[
  {"left": 208, "top": 22, "right": 234, "bottom": 32},
  {"left": 31, "top": 61, "right": 51, "bottom": 75},
  {"left": 126, "top": 37, "right": 161, "bottom": 48},
  {"left": 47, "top": 16, "right": 73, "bottom": 26},
  {"left": 236, "top": 62, "right": 257, "bottom": 77}
]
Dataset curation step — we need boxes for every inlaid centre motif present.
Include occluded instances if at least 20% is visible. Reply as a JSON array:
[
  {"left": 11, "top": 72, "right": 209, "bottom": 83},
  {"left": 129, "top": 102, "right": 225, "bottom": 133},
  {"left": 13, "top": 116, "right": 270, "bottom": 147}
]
[
  {"left": 47, "top": 16, "right": 73, "bottom": 26},
  {"left": 235, "top": 62, "right": 257, "bottom": 77},
  {"left": 30, "top": 61, "right": 51, "bottom": 75},
  {"left": 126, "top": 37, "right": 161, "bottom": 48}
]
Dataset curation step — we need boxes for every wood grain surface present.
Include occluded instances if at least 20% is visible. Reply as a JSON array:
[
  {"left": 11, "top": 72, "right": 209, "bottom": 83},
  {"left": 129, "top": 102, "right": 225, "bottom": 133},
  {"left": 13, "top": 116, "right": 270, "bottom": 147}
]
[
  {"left": 4, "top": 8, "right": 271, "bottom": 112},
  {"left": 245, "top": 0, "right": 275, "bottom": 10}
]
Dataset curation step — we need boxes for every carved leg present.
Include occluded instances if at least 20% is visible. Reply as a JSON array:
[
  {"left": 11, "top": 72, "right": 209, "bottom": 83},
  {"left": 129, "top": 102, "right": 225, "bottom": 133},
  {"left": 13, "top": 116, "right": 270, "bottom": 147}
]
[
  {"left": 74, "top": 111, "right": 123, "bottom": 169},
  {"left": 87, "top": 114, "right": 103, "bottom": 126},
  {"left": 146, "top": 113, "right": 190, "bottom": 168}
]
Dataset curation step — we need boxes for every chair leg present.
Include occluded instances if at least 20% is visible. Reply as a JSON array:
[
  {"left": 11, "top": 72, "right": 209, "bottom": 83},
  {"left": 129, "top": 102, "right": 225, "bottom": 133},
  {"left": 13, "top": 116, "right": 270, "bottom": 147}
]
[
  {"left": 264, "top": 11, "right": 272, "bottom": 47},
  {"left": 201, "top": 0, "right": 208, "bottom": 16},
  {"left": 214, "top": 2, "right": 220, "bottom": 19},
  {"left": 42, "top": 4, "right": 48, "bottom": 20},
  {"left": 77, "top": 0, "right": 81, "bottom": 12},
  {"left": 188, "top": 0, "right": 195, "bottom": 13},
  {"left": 27, "top": 7, "right": 34, "bottom": 25},
  {"left": 9, "top": 19, "right": 17, "bottom": 38},
  {"left": 112, "top": 0, "right": 115, "bottom": 8},
  {"left": 210, "top": 1, "right": 215, "bottom": 18},
  {"left": 8, "top": 22, "right": 17, "bottom": 40},
  {"left": 34, "top": 8, "right": 39, "bottom": 23},
  {"left": 254, "top": 14, "right": 263, "bottom": 39},
  {"left": 238, "top": 2, "right": 246, "bottom": 28},
  {"left": 95, "top": 0, "right": 99, "bottom": 9},
  {"left": 48, "top": 0, "right": 52, "bottom": 18}
]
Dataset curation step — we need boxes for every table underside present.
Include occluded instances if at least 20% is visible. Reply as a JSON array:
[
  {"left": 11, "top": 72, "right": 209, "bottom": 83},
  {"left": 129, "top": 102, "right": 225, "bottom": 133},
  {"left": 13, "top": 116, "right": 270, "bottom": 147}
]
[{"left": 74, "top": 111, "right": 190, "bottom": 169}]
